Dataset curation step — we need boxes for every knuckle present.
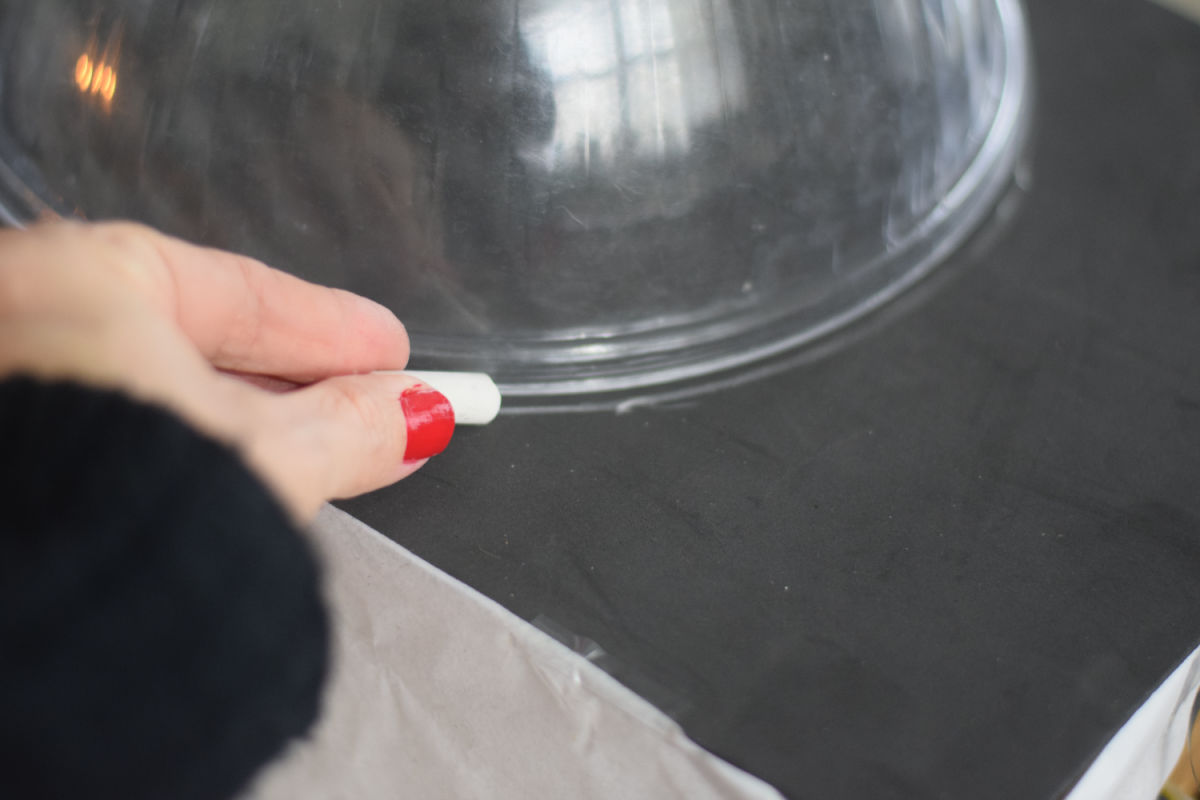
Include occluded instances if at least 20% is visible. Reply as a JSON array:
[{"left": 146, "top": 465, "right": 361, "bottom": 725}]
[
  {"left": 210, "top": 254, "right": 269, "bottom": 363},
  {"left": 89, "top": 222, "right": 172, "bottom": 294},
  {"left": 92, "top": 221, "right": 157, "bottom": 259}
]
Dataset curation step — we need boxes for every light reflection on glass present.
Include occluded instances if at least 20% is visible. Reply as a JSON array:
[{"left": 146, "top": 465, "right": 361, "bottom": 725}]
[
  {"left": 73, "top": 52, "right": 118, "bottom": 104},
  {"left": 523, "top": 0, "right": 746, "bottom": 172},
  {"left": 74, "top": 53, "right": 93, "bottom": 91},
  {"left": 100, "top": 65, "right": 116, "bottom": 101}
]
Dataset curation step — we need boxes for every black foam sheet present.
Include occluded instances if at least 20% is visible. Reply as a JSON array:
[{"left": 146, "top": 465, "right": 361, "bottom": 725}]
[{"left": 340, "top": 2, "right": 1200, "bottom": 796}]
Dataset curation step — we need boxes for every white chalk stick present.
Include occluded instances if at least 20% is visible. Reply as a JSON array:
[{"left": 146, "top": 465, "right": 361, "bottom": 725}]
[{"left": 400, "top": 370, "right": 502, "bottom": 425}]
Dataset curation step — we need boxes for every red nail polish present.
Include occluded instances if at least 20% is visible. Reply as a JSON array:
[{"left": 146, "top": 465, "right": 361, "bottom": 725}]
[{"left": 400, "top": 386, "right": 455, "bottom": 462}]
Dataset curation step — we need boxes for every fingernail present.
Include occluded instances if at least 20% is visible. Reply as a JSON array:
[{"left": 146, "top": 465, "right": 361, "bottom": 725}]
[{"left": 400, "top": 385, "right": 455, "bottom": 462}]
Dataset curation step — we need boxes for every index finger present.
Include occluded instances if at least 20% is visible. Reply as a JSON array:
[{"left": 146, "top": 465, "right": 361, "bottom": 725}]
[{"left": 99, "top": 223, "right": 410, "bottom": 381}]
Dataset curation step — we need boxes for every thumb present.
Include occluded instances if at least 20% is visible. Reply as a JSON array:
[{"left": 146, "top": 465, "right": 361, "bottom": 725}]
[{"left": 247, "top": 373, "right": 454, "bottom": 520}]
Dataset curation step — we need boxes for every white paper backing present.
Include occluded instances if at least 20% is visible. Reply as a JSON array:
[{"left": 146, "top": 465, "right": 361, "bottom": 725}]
[{"left": 244, "top": 505, "right": 783, "bottom": 800}]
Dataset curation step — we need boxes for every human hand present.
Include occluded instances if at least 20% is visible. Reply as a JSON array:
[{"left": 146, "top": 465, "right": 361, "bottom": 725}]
[{"left": 0, "top": 221, "right": 452, "bottom": 521}]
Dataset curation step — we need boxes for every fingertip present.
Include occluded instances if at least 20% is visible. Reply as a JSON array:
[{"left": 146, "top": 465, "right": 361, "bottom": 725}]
[
  {"left": 366, "top": 295, "right": 405, "bottom": 332},
  {"left": 391, "top": 457, "right": 430, "bottom": 483},
  {"left": 399, "top": 384, "right": 455, "bottom": 461},
  {"left": 338, "top": 289, "right": 410, "bottom": 368},
  {"left": 274, "top": 372, "right": 449, "bottom": 505}
]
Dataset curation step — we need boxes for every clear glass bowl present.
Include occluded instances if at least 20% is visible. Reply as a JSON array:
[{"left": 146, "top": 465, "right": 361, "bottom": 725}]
[{"left": 0, "top": 0, "right": 1031, "bottom": 398}]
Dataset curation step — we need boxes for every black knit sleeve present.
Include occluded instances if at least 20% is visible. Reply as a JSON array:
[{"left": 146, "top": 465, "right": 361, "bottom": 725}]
[{"left": 0, "top": 376, "right": 329, "bottom": 800}]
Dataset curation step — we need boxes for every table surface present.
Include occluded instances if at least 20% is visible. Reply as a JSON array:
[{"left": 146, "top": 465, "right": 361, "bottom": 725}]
[{"left": 342, "top": 1, "right": 1200, "bottom": 796}]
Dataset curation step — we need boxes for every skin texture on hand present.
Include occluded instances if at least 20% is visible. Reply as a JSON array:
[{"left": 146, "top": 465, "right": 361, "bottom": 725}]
[{"left": 0, "top": 220, "right": 433, "bottom": 521}]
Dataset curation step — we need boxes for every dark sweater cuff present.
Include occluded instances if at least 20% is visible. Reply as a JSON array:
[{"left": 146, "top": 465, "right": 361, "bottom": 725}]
[{"left": 0, "top": 376, "right": 329, "bottom": 800}]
